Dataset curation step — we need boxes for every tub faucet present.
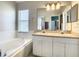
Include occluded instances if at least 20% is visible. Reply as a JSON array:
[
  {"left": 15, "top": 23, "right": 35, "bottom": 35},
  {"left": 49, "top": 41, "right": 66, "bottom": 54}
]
[
  {"left": 0, "top": 49, "right": 1, "bottom": 57},
  {"left": 3, "top": 53, "right": 6, "bottom": 57}
]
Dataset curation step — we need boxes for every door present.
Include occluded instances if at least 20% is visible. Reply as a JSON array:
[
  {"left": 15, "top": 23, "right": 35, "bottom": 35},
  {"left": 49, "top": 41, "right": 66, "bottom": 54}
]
[
  {"left": 42, "top": 37, "right": 52, "bottom": 57},
  {"left": 33, "top": 36, "right": 42, "bottom": 56},
  {"left": 66, "top": 44, "right": 79, "bottom": 57},
  {"left": 53, "top": 38, "right": 65, "bottom": 57},
  {"left": 65, "top": 39, "right": 79, "bottom": 57}
]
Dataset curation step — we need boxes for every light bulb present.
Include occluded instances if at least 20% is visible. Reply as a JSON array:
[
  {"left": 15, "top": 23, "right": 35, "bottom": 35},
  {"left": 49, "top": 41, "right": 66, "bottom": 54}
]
[
  {"left": 51, "top": 4, "right": 55, "bottom": 10},
  {"left": 56, "top": 3, "right": 60, "bottom": 10},
  {"left": 46, "top": 4, "right": 50, "bottom": 11}
]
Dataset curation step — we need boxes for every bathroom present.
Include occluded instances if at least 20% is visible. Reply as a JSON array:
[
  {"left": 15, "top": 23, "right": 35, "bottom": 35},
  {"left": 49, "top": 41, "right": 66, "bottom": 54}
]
[{"left": 0, "top": 1, "right": 79, "bottom": 57}]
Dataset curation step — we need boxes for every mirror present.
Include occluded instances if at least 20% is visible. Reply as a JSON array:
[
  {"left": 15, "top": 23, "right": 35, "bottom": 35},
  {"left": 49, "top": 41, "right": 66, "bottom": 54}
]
[
  {"left": 71, "top": 4, "right": 78, "bottom": 22},
  {"left": 37, "top": 8, "right": 60, "bottom": 31},
  {"left": 66, "top": 4, "right": 78, "bottom": 32},
  {"left": 67, "top": 4, "right": 78, "bottom": 23},
  {"left": 36, "top": 4, "right": 78, "bottom": 32}
]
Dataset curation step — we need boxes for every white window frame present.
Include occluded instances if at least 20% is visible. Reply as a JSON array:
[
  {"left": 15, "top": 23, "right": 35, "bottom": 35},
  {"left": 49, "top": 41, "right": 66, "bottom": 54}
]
[{"left": 18, "top": 9, "right": 29, "bottom": 32}]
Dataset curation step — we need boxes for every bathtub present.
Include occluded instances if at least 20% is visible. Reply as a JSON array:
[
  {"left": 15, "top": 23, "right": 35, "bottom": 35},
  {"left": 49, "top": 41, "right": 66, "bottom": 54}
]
[{"left": 1, "top": 38, "right": 32, "bottom": 57}]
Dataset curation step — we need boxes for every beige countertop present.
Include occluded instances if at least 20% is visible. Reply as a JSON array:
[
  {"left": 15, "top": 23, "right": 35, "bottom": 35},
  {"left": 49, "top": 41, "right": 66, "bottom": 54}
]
[{"left": 32, "top": 31, "right": 79, "bottom": 39}]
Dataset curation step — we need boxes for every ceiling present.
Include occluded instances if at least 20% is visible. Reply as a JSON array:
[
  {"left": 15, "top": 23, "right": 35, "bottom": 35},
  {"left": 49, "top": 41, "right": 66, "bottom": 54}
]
[{"left": 16, "top": 1, "right": 72, "bottom": 7}]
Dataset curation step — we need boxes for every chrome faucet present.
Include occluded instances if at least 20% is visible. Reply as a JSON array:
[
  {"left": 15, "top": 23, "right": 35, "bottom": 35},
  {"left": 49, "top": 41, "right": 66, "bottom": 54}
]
[{"left": 0, "top": 49, "right": 1, "bottom": 57}]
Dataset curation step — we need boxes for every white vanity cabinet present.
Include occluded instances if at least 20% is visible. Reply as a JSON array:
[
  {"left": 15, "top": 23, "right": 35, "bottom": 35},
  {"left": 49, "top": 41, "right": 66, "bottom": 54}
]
[
  {"left": 65, "top": 39, "right": 79, "bottom": 57},
  {"left": 52, "top": 38, "right": 65, "bottom": 57},
  {"left": 33, "top": 35, "right": 79, "bottom": 57},
  {"left": 33, "top": 36, "right": 52, "bottom": 57}
]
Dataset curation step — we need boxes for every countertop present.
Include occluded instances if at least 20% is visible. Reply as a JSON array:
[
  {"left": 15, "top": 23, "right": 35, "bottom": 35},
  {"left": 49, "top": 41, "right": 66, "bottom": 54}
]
[{"left": 32, "top": 31, "right": 79, "bottom": 39}]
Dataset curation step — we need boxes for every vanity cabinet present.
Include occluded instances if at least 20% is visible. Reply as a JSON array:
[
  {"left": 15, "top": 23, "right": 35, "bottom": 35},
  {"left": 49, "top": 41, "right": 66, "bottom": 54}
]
[{"left": 33, "top": 35, "right": 79, "bottom": 57}]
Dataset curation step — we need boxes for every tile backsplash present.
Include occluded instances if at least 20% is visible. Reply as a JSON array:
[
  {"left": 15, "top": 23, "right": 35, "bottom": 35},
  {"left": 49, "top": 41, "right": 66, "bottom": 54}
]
[
  {"left": 66, "top": 20, "right": 79, "bottom": 33},
  {"left": 72, "top": 21, "right": 79, "bottom": 33}
]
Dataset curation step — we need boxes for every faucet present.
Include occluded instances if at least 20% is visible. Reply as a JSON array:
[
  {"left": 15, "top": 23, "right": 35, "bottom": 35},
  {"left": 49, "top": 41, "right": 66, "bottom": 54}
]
[
  {"left": 3, "top": 53, "right": 6, "bottom": 57},
  {"left": 0, "top": 49, "right": 1, "bottom": 57},
  {"left": 61, "top": 32, "right": 64, "bottom": 34}
]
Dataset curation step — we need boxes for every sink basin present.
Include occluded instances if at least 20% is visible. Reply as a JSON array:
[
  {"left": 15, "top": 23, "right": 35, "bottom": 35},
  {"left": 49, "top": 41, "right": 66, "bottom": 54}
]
[{"left": 60, "top": 31, "right": 71, "bottom": 34}]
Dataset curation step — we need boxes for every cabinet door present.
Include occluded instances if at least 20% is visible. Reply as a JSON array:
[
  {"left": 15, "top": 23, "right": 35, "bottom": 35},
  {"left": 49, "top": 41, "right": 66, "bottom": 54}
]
[
  {"left": 53, "top": 38, "right": 65, "bottom": 57},
  {"left": 42, "top": 37, "right": 53, "bottom": 57},
  {"left": 33, "top": 36, "right": 42, "bottom": 56},
  {"left": 66, "top": 44, "right": 79, "bottom": 57},
  {"left": 65, "top": 39, "right": 79, "bottom": 57}
]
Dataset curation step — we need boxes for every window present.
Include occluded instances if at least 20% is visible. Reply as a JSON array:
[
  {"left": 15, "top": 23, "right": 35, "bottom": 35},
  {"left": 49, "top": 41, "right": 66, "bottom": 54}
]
[{"left": 18, "top": 10, "right": 29, "bottom": 32}]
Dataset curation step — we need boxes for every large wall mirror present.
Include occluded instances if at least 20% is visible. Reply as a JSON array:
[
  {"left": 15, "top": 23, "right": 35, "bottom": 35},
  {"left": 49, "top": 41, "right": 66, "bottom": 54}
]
[{"left": 37, "top": 8, "right": 61, "bottom": 31}]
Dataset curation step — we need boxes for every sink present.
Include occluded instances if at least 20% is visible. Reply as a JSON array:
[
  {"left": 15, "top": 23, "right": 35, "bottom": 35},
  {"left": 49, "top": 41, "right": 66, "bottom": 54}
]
[{"left": 60, "top": 31, "right": 71, "bottom": 34}]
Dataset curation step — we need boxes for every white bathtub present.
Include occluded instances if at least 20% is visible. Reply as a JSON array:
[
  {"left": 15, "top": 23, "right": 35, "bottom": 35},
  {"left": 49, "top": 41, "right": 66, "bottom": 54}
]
[{"left": 0, "top": 38, "right": 32, "bottom": 57}]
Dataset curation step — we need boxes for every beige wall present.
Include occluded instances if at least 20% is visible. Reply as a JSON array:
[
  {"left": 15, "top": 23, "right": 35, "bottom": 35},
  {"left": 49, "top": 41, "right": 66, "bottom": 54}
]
[{"left": 0, "top": 2, "right": 16, "bottom": 44}]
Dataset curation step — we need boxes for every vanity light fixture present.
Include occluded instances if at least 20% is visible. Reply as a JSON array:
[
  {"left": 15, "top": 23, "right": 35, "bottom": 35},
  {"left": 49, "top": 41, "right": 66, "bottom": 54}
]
[
  {"left": 46, "top": 4, "right": 51, "bottom": 11},
  {"left": 51, "top": 3, "right": 55, "bottom": 10},
  {"left": 56, "top": 2, "right": 61, "bottom": 10},
  {"left": 46, "top": 2, "right": 61, "bottom": 11}
]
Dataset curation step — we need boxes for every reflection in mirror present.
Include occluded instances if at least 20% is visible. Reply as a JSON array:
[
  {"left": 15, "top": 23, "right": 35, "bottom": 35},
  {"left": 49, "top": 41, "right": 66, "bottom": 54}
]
[
  {"left": 67, "top": 4, "right": 78, "bottom": 23},
  {"left": 66, "top": 4, "right": 78, "bottom": 33},
  {"left": 70, "top": 4, "right": 78, "bottom": 22},
  {"left": 67, "top": 9, "right": 71, "bottom": 23},
  {"left": 51, "top": 16, "right": 59, "bottom": 31},
  {"left": 37, "top": 8, "right": 60, "bottom": 31},
  {"left": 37, "top": 16, "right": 45, "bottom": 30},
  {"left": 60, "top": 14, "right": 63, "bottom": 30}
]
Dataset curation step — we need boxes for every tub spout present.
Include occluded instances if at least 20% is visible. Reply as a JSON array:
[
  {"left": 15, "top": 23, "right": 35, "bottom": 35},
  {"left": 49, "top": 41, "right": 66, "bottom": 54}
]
[
  {"left": 0, "top": 49, "right": 1, "bottom": 57},
  {"left": 3, "top": 53, "right": 6, "bottom": 57}
]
